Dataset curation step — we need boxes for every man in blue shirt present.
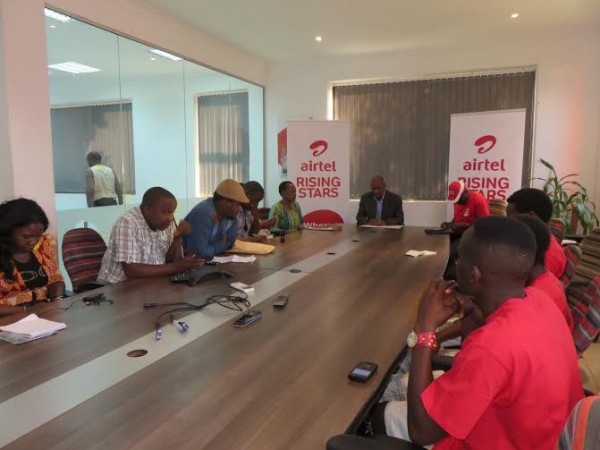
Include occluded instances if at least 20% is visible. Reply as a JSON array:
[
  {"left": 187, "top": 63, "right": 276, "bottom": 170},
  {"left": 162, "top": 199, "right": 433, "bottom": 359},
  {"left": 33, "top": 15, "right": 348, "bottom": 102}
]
[{"left": 184, "top": 179, "right": 249, "bottom": 260}]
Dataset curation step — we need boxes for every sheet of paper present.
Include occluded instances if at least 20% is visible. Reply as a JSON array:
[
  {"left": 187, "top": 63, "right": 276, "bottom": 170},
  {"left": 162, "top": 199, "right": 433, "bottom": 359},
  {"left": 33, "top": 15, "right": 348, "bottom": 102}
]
[
  {"left": 0, "top": 314, "right": 66, "bottom": 338},
  {"left": 359, "top": 224, "right": 404, "bottom": 229},
  {"left": 212, "top": 255, "right": 257, "bottom": 264},
  {"left": 405, "top": 250, "right": 437, "bottom": 257}
]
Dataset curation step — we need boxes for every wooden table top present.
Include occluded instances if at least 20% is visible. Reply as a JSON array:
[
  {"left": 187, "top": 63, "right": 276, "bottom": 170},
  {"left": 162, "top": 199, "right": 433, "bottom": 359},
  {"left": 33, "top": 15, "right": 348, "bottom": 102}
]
[{"left": 0, "top": 226, "right": 448, "bottom": 449}]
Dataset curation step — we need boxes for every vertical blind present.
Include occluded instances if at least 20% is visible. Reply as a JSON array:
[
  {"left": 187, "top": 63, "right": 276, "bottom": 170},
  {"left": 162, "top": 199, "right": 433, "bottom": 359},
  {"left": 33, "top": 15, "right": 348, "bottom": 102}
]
[
  {"left": 197, "top": 91, "right": 249, "bottom": 195},
  {"left": 333, "top": 71, "right": 536, "bottom": 200}
]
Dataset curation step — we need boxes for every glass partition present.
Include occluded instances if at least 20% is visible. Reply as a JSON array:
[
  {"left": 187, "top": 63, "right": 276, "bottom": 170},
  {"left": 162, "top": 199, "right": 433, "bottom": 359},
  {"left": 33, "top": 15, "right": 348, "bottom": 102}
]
[{"left": 45, "top": 9, "right": 264, "bottom": 288}]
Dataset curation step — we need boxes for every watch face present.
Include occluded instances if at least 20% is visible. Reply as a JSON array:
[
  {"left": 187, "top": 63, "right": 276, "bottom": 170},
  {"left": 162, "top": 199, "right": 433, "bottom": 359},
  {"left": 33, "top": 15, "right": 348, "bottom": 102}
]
[{"left": 407, "top": 330, "right": 418, "bottom": 348}]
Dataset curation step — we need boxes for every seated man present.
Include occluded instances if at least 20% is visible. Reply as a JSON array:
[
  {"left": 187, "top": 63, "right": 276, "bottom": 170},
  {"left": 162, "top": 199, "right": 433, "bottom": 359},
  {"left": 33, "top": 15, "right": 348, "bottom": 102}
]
[
  {"left": 441, "top": 180, "right": 489, "bottom": 235},
  {"left": 510, "top": 213, "right": 574, "bottom": 330},
  {"left": 383, "top": 216, "right": 582, "bottom": 448},
  {"left": 507, "top": 187, "right": 567, "bottom": 278},
  {"left": 237, "top": 181, "right": 275, "bottom": 243},
  {"left": 184, "top": 179, "right": 249, "bottom": 260},
  {"left": 356, "top": 175, "right": 404, "bottom": 226},
  {"left": 442, "top": 180, "right": 489, "bottom": 279},
  {"left": 99, "top": 187, "right": 203, "bottom": 283}
]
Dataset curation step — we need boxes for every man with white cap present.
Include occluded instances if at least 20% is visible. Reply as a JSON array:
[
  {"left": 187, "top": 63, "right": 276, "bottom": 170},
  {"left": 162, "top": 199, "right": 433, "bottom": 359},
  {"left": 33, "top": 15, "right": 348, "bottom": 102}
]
[
  {"left": 184, "top": 179, "right": 250, "bottom": 260},
  {"left": 441, "top": 180, "right": 489, "bottom": 236}
]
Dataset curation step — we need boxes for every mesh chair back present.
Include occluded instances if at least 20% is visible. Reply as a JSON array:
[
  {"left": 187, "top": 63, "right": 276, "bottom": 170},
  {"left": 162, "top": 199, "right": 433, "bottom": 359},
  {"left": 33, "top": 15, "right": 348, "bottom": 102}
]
[
  {"left": 549, "top": 218, "right": 567, "bottom": 242},
  {"left": 561, "top": 245, "right": 583, "bottom": 288},
  {"left": 570, "top": 275, "right": 600, "bottom": 355},
  {"left": 62, "top": 228, "right": 107, "bottom": 290},
  {"left": 567, "top": 228, "right": 600, "bottom": 306}
]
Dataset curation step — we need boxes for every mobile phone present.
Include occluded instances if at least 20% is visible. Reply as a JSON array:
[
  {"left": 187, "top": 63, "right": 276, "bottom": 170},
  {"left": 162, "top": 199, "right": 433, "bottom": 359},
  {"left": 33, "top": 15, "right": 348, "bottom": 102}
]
[
  {"left": 233, "top": 310, "right": 262, "bottom": 328},
  {"left": 347, "top": 361, "right": 378, "bottom": 383},
  {"left": 272, "top": 293, "right": 289, "bottom": 308}
]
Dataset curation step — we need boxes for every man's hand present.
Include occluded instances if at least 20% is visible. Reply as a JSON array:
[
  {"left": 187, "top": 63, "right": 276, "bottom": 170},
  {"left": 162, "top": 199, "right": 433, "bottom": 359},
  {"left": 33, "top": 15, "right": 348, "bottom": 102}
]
[
  {"left": 177, "top": 219, "right": 192, "bottom": 237},
  {"left": 415, "top": 280, "right": 462, "bottom": 332},
  {"left": 261, "top": 217, "right": 276, "bottom": 229},
  {"left": 174, "top": 254, "right": 204, "bottom": 272}
]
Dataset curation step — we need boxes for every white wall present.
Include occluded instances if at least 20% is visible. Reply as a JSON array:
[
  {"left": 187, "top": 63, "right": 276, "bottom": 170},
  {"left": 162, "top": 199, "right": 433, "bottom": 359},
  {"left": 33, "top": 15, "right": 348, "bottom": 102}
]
[{"left": 265, "top": 29, "right": 600, "bottom": 227}]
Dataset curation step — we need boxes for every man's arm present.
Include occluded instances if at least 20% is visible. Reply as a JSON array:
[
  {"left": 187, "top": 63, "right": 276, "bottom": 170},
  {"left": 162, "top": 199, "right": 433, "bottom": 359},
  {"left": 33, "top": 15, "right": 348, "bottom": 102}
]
[
  {"left": 184, "top": 210, "right": 231, "bottom": 259},
  {"left": 407, "top": 280, "right": 459, "bottom": 445},
  {"left": 85, "top": 169, "right": 95, "bottom": 207},
  {"left": 248, "top": 208, "right": 261, "bottom": 236},
  {"left": 113, "top": 169, "right": 123, "bottom": 205},
  {"left": 122, "top": 256, "right": 203, "bottom": 279},
  {"left": 356, "top": 195, "right": 369, "bottom": 225}
]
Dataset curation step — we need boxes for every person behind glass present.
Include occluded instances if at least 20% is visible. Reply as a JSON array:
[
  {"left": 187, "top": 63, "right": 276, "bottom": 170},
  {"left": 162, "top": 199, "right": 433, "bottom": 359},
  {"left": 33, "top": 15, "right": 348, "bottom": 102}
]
[
  {"left": 356, "top": 175, "right": 404, "bottom": 226},
  {"left": 269, "top": 181, "right": 304, "bottom": 232},
  {"left": 98, "top": 187, "right": 203, "bottom": 283},
  {"left": 86, "top": 151, "right": 123, "bottom": 207},
  {"left": 184, "top": 179, "right": 250, "bottom": 260},
  {"left": 0, "top": 198, "right": 65, "bottom": 316},
  {"left": 237, "top": 181, "right": 275, "bottom": 244}
]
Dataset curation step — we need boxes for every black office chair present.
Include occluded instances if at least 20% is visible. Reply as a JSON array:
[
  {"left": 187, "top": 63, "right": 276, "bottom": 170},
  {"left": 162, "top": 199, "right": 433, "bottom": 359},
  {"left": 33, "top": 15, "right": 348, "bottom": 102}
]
[{"left": 327, "top": 434, "right": 425, "bottom": 450}]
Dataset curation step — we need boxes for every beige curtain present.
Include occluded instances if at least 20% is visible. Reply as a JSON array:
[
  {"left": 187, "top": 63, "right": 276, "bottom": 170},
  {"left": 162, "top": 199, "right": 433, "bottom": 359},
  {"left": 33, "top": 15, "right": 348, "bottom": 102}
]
[
  {"left": 333, "top": 71, "right": 535, "bottom": 200},
  {"left": 197, "top": 92, "right": 249, "bottom": 195}
]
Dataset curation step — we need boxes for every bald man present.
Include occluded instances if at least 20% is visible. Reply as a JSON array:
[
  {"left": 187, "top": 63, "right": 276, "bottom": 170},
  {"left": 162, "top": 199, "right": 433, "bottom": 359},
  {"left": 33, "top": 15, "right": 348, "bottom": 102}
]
[
  {"left": 382, "top": 217, "right": 582, "bottom": 448},
  {"left": 356, "top": 175, "right": 404, "bottom": 226}
]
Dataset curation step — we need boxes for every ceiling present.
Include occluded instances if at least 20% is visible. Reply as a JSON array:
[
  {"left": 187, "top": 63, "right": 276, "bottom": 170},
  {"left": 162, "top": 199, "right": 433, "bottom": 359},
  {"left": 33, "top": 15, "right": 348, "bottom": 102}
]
[{"left": 140, "top": 0, "right": 600, "bottom": 61}]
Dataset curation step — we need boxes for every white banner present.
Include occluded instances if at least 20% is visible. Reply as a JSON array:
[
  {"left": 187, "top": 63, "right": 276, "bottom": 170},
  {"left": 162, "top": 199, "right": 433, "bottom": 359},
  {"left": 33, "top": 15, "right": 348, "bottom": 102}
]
[
  {"left": 448, "top": 109, "right": 526, "bottom": 201},
  {"left": 287, "top": 120, "right": 350, "bottom": 225}
]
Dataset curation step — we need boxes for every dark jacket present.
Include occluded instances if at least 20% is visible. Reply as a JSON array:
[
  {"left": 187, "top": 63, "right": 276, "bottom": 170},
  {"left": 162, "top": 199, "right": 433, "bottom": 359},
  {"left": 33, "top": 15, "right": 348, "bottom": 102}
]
[{"left": 356, "top": 190, "right": 404, "bottom": 225}]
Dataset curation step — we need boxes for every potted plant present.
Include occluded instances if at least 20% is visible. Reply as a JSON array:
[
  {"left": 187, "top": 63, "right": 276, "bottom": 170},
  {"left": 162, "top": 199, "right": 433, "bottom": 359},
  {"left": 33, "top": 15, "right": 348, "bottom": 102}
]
[{"left": 533, "top": 159, "right": 599, "bottom": 235}]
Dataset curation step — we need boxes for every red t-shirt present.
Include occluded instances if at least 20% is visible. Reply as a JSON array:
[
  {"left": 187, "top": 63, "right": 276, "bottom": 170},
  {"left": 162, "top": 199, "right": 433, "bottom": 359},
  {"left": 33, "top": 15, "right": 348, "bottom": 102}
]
[
  {"left": 422, "top": 288, "right": 582, "bottom": 450},
  {"left": 545, "top": 234, "right": 567, "bottom": 278},
  {"left": 453, "top": 191, "right": 489, "bottom": 225},
  {"left": 529, "top": 272, "right": 574, "bottom": 331}
]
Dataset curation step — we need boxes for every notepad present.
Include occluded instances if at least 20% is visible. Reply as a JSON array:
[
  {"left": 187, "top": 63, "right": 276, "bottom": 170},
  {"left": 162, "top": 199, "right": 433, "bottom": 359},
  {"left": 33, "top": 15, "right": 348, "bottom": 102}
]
[
  {"left": 0, "top": 314, "right": 66, "bottom": 344},
  {"left": 405, "top": 250, "right": 437, "bottom": 257}
]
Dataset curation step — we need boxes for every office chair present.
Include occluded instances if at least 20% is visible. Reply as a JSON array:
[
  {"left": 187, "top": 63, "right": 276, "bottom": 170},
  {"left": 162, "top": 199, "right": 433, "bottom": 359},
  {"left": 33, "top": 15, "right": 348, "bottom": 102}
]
[
  {"left": 549, "top": 217, "right": 567, "bottom": 242},
  {"left": 561, "top": 245, "right": 582, "bottom": 289},
  {"left": 488, "top": 198, "right": 508, "bottom": 216},
  {"left": 557, "top": 395, "right": 600, "bottom": 450},
  {"left": 569, "top": 275, "right": 600, "bottom": 355},
  {"left": 62, "top": 227, "right": 107, "bottom": 293}
]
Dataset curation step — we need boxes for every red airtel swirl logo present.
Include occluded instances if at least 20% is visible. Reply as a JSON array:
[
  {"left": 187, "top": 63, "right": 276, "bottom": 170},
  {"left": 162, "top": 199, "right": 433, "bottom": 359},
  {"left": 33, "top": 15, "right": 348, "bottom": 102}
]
[
  {"left": 309, "top": 140, "right": 328, "bottom": 157},
  {"left": 474, "top": 135, "right": 496, "bottom": 154}
]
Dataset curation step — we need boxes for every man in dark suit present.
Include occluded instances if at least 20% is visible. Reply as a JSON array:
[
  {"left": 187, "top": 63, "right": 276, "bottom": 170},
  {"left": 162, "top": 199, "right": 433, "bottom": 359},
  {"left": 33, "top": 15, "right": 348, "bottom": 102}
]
[{"left": 356, "top": 175, "right": 404, "bottom": 225}]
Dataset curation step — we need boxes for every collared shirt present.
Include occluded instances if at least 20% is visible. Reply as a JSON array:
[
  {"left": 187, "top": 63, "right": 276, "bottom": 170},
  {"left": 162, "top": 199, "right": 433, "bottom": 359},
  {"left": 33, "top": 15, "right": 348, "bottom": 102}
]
[
  {"left": 98, "top": 206, "right": 175, "bottom": 284},
  {"left": 545, "top": 234, "right": 567, "bottom": 278},
  {"left": 375, "top": 192, "right": 385, "bottom": 220},
  {"left": 529, "top": 273, "right": 574, "bottom": 330},
  {"left": 184, "top": 198, "right": 237, "bottom": 260},
  {"left": 236, "top": 208, "right": 255, "bottom": 238}
]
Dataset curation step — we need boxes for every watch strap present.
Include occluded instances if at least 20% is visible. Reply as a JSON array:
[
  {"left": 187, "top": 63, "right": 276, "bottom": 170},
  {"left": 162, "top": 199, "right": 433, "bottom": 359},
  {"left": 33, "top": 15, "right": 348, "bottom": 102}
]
[{"left": 415, "top": 331, "right": 438, "bottom": 351}]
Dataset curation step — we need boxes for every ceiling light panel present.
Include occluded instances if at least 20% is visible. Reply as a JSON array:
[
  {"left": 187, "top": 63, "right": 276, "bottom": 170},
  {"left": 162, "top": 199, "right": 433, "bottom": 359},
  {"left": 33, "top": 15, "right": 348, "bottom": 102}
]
[
  {"left": 44, "top": 8, "right": 72, "bottom": 23},
  {"left": 149, "top": 49, "right": 182, "bottom": 61},
  {"left": 48, "top": 62, "right": 100, "bottom": 74}
]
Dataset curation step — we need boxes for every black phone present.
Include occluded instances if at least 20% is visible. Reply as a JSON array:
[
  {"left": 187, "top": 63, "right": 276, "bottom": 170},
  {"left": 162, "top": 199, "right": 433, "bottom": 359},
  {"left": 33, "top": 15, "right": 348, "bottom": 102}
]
[
  {"left": 233, "top": 310, "right": 262, "bottom": 328},
  {"left": 272, "top": 293, "right": 289, "bottom": 308},
  {"left": 347, "top": 361, "right": 378, "bottom": 383}
]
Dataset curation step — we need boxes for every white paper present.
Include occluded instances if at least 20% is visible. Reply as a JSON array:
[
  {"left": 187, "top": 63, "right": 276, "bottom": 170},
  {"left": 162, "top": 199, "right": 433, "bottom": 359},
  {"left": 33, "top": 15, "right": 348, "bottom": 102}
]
[
  {"left": 0, "top": 314, "right": 66, "bottom": 338},
  {"left": 359, "top": 224, "right": 404, "bottom": 229},
  {"left": 211, "top": 255, "right": 257, "bottom": 264},
  {"left": 405, "top": 250, "right": 437, "bottom": 257}
]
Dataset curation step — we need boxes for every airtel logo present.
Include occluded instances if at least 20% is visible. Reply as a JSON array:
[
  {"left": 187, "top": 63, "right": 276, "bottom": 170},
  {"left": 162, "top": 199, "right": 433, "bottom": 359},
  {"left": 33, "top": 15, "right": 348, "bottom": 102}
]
[
  {"left": 474, "top": 135, "right": 496, "bottom": 154},
  {"left": 309, "top": 140, "right": 328, "bottom": 157}
]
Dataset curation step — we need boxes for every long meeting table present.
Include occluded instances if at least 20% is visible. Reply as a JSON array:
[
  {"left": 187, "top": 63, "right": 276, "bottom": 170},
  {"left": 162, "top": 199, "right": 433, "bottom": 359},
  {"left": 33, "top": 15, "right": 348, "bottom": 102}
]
[{"left": 0, "top": 226, "right": 449, "bottom": 449}]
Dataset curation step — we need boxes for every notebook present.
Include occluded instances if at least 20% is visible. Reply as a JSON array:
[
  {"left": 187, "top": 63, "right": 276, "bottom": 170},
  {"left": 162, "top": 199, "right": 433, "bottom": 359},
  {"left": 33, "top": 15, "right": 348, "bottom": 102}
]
[{"left": 0, "top": 314, "right": 66, "bottom": 344}]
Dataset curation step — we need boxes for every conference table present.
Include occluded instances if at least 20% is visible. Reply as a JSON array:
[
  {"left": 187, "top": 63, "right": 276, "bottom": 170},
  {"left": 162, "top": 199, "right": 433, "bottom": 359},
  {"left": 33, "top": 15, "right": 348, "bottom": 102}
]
[{"left": 0, "top": 226, "right": 449, "bottom": 449}]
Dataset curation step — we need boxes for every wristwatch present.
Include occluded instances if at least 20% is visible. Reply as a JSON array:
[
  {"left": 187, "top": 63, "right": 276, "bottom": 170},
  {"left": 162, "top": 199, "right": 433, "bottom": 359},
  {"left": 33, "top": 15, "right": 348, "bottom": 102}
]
[{"left": 407, "top": 330, "right": 438, "bottom": 351}]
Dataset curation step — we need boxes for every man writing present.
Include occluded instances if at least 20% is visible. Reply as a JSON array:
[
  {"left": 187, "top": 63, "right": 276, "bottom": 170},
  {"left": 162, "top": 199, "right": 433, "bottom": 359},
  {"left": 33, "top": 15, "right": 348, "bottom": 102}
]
[
  {"left": 99, "top": 187, "right": 203, "bottom": 283},
  {"left": 356, "top": 175, "right": 404, "bottom": 226},
  {"left": 441, "top": 180, "right": 489, "bottom": 235}
]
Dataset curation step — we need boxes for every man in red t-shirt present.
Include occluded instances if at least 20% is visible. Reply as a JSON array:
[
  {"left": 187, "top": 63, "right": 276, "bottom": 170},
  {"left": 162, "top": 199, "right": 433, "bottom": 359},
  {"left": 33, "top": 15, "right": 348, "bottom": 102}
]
[
  {"left": 511, "top": 214, "right": 574, "bottom": 330},
  {"left": 383, "top": 217, "right": 582, "bottom": 448},
  {"left": 507, "top": 188, "right": 567, "bottom": 278},
  {"left": 442, "top": 180, "right": 489, "bottom": 279}
]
